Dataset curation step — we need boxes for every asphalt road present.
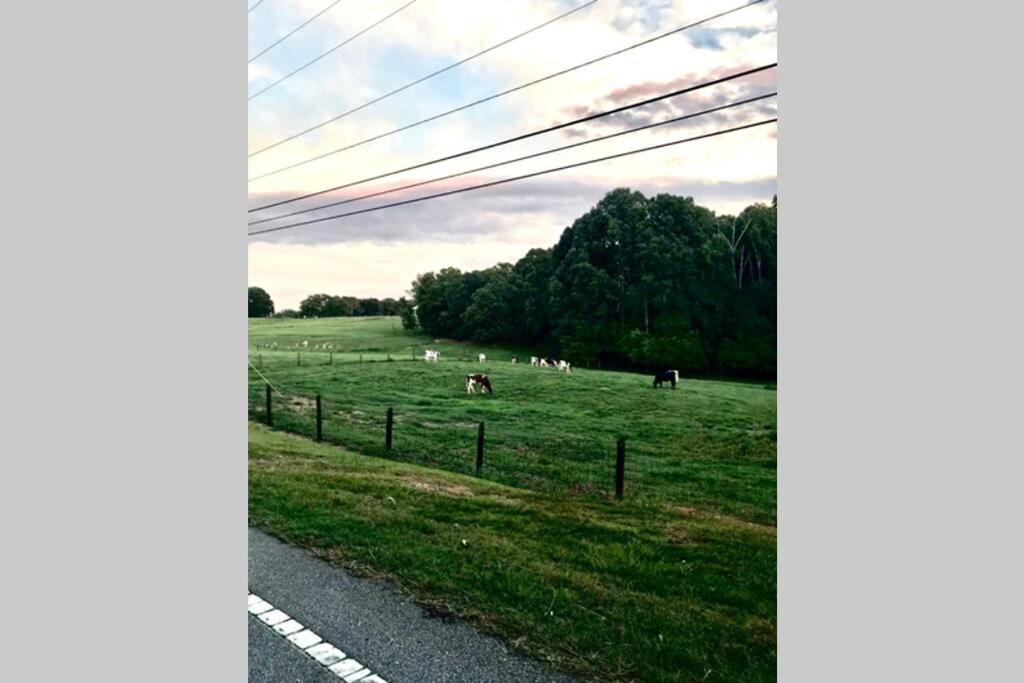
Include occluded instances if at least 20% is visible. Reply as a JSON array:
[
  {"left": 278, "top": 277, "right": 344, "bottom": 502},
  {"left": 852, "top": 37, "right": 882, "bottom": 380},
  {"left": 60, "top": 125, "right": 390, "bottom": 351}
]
[{"left": 248, "top": 528, "right": 575, "bottom": 682}]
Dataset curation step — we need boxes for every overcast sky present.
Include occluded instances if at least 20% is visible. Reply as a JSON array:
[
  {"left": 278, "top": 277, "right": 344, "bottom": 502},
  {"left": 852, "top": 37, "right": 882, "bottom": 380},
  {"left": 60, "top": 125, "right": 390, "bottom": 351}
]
[{"left": 248, "top": 0, "right": 777, "bottom": 310}]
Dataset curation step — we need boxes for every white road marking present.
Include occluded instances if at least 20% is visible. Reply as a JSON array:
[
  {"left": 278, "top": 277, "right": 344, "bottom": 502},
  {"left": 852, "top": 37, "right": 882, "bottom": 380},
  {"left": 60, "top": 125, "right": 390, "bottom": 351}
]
[
  {"left": 288, "top": 629, "right": 323, "bottom": 649},
  {"left": 274, "top": 619, "right": 305, "bottom": 636},
  {"left": 249, "top": 592, "right": 388, "bottom": 682}
]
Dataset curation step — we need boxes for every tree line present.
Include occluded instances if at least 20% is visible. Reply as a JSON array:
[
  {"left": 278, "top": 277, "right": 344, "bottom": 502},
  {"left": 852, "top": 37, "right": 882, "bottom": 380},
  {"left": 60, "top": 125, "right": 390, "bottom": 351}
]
[
  {"left": 248, "top": 286, "right": 411, "bottom": 320},
  {"left": 404, "top": 188, "right": 776, "bottom": 378}
]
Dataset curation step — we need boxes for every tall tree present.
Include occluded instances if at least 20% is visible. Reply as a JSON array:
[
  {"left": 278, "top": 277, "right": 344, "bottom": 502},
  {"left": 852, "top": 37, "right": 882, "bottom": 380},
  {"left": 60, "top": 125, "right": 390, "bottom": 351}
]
[{"left": 248, "top": 286, "right": 274, "bottom": 318}]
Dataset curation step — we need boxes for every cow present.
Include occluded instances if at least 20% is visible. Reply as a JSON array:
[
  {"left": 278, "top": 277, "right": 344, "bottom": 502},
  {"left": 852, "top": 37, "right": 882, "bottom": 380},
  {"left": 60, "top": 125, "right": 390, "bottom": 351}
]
[
  {"left": 465, "top": 373, "right": 493, "bottom": 394},
  {"left": 511, "top": 355, "right": 518, "bottom": 364},
  {"left": 558, "top": 360, "right": 572, "bottom": 374},
  {"left": 478, "top": 353, "right": 487, "bottom": 363},
  {"left": 424, "top": 349, "right": 440, "bottom": 362},
  {"left": 653, "top": 369, "right": 680, "bottom": 389},
  {"left": 541, "top": 357, "right": 557, "bottom": 368},
  {"left": 302, "top": 340, "right": 309, "bottom": 349},
  {"left": 530, "top": 356, "right": 539, "bottom": 366}
]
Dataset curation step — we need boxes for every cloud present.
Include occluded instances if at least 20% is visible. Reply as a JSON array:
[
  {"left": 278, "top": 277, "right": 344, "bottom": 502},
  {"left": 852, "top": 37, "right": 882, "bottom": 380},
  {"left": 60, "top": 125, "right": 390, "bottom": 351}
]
[{"left": 248, "top": 175, "right": 776, "bottom": 247}]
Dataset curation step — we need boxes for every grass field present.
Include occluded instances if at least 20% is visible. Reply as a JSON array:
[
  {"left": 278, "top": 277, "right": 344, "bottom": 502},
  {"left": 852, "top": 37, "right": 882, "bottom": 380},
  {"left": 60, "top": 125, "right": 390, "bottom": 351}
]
[{"left": 248, "top": 316, "right": 776, "bottom": 681}]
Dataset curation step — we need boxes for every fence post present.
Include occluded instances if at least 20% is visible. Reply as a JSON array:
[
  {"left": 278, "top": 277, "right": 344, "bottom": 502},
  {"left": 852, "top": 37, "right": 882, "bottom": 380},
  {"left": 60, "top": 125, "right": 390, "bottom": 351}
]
[
  {"left": 316, "top": 394, "right": 322, "bottom": 442},
  {"left": 258, "top": 353, "right": 262, "bottom": 369},
  {"left": 265, "top": 385, "right": 273, "bottom": 427},
  {"left": 476, "top": 422, "right": 485, "bottom": 475},
  {"left": 297, "top": 352, "right": 301, "bottom": 367},
  {"left": 387, "top": 352, "right": 392, "bottom": 361},
  {"left": 360, "top": 354, "right": 363, "bottom": 364},
  {"left": 385, "top": 407, "right": 393, "bottom": 450},
  {"left": 615, "top": 437, "right": 626, "bottom": 500},
  {"left": 329, "top": 351, "right": 333, "bottom": 366}
]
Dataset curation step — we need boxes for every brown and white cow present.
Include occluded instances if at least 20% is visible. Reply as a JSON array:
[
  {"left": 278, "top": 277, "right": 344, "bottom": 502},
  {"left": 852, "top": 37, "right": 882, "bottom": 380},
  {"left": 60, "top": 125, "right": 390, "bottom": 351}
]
[{"left": 465, "top": 373, "right": 493, "bottom": 394}]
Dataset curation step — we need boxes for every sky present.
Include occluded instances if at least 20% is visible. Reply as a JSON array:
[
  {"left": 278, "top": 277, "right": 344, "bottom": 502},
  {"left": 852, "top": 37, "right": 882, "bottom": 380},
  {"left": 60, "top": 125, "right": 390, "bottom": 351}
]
[{"left": 247, "top": 0, "right": 777, "bottom": 310}]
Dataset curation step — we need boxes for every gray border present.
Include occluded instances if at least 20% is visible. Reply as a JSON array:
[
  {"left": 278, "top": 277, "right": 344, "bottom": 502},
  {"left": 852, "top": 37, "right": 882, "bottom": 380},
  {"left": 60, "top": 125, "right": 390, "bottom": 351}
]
[
  {"left": 780, "top": 1, "right": 1022, "bottom": 680},
  {"left": 1, "top": 1, "right": 244, "bottom": 679}
]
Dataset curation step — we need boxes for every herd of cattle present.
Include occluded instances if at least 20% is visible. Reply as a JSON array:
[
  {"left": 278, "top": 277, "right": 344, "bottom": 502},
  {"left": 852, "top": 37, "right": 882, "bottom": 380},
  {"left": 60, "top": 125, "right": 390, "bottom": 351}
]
[
  {"left": 254, "top": 342, "right": 678, "bottom": 392},
  {"left": 420, "top": 349, "right": 680, "bottom": 394}
]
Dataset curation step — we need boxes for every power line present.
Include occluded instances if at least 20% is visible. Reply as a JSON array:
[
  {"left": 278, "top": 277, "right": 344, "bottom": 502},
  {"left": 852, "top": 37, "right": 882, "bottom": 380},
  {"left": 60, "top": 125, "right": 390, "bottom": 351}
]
[
  {"left": 248, "top": 92, "right": 775, "bottom": 227},
  {"left": 248, "top": 0, "right": 598, "bottom": 157},
  {"left": 248, "top": 0, "right": 267, "bottom": 14},
  {"left": 249, "top": 0, "right": 346, "bottom": 64},
  {"left": 247, "top": 0, "right": 765, "bottom": 175},
  {"left": 248, "top": 0, "right": 419, "bottom": 101},
  {"left": 248, "top": 118, "right": 776, "bottom": 237},
  {"left": 251, "top": 0, "right": 598, "bottom": 140},
  {"left": 248, "top": 62, "right": 776, "bottom": 213}
]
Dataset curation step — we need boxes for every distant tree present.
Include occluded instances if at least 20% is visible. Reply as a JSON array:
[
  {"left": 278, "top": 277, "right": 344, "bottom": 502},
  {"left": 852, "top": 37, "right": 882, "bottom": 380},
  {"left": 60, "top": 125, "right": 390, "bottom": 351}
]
[
  {"left": 273, "top": 308, "right": 299, "bottom": 319},
  {"left": 397, "top": 297, "right": 418, "bottom": 330},
  {"left": 248, "top": 286, "right": 274, "bottom": 318},
  {"left": 379, "top": 298, "right": 400, "bottom": 316},
  {"left": 299, "top": 293, "right": 353, "bottom": 318},
  {"left": 356, "top": 298, "right": 382, "bottom": 316}
]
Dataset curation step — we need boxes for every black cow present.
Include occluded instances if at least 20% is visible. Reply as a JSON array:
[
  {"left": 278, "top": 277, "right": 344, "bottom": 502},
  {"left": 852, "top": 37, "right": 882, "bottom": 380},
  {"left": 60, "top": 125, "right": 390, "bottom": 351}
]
[{"left": 653, "top": 369, "right": 680, "bottom": 389}]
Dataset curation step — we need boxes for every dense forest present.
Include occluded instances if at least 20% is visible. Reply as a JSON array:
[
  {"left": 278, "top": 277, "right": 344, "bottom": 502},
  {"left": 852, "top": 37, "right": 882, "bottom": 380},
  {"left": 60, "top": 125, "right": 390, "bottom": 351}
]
[{"left": 405, "top": 188, "right": 776, "bottom": 378}]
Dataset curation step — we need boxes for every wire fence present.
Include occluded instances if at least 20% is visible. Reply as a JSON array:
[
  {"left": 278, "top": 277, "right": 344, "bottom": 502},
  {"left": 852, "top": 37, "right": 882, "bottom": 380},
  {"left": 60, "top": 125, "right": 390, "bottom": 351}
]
[{"left": 246, "top": 365, "right": 630, "bottom": 500}]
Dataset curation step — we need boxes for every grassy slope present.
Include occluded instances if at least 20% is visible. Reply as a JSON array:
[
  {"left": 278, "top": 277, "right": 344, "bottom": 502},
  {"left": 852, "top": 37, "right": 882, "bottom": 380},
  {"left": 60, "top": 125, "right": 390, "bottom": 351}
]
[
  {"left": 249, "top": 424, "right": 776, "bottom": 683},
  {"left": 249, "top": 317, "right": 776, "bottom": 525}
]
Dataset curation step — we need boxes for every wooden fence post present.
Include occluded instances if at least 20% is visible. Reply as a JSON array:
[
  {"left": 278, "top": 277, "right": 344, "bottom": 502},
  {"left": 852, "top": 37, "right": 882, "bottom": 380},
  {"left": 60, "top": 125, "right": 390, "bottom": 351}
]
[
  {"left": 329, "top": 351, "right": 333, "bottom": 365},
  {"left": 315, "top": 394, "right": 322, "bottom": 441},
  {"left": 258, "top": 353, "right": 262, "bottom": 369},
  {"left": 476, "top": 422, "right": 485, "bottom": 475},
  {"left": 360, "top": 354, "right": 363, "bottom": 364},
  {"left": 297, "top": 352, "right": 301, "bottom": 367},
  {"left": 615, "top": 437, "right": 626, "bottom": 500},
  {"left": 386, "top": 407, "right": 393, "bottom": 450},
  {"left": 265, "top": 385, "right": 273, "bottom": 427}
]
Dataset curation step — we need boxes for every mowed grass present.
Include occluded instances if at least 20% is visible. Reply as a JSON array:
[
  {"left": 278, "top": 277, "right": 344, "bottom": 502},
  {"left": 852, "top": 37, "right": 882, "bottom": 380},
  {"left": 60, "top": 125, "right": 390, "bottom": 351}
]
[
  {"left": 249, "top": 424, "right": 776, "bottom": 682},
  {"left": 249, "top": 317, "right": 776, "bottom": 525}
]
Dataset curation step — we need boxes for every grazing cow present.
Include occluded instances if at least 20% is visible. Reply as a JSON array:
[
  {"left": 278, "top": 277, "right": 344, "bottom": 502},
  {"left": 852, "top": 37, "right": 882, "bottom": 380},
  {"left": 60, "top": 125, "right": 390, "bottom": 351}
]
[
  {"left": 465, "top": 373, "right": 494, "bottom": 394},
  {"left": 302, "top": 340, "right": 309, "bottom": 349},
  {"left": 530, "top": 356, "right": 539, "bottom": 367},
  {"left": 424, "top": 349, "right": 440, "bottom": 362},
  {"left": 542, "top": 357, "right": 557, "bottom": 368},
  {"left": 558, "top": 360, "right": 572, "bottom": 374},
  {"left": 478, "top": 353, "right": 487, "bottom": 363},
  {"left": 653, "top": 369, "right": 680, "bottom": 389},
  {"left": 511, "top": 355, "right": 518, "bottom": 364}
]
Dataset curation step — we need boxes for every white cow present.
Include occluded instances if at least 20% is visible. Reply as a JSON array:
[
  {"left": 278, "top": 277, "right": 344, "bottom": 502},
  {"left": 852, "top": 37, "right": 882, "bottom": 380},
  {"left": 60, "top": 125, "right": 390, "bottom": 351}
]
[
  {"left": 539, "top": 358, "right": 550, "bottom": 368},
  {"left": 478, "top": 354, "right": 486, "bottom": 363},
  {"left": 511, "top": 356, "right": 518, "bottom": 364},
  {"left": 558, "top": 360, "right": 572, "bottom": 374},
  {"left": 530, "top": 356, "right": 539, "bottom": 366},
  {"left": 302, "top": 340, "right": 309, "bottom": 349},
  {"left": 424, "top": 349, "right": 440, "bottom": 362}
]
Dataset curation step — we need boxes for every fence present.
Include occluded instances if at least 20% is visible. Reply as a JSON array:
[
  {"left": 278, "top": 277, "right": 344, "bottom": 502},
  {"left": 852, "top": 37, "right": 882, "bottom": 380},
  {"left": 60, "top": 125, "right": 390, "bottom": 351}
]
[{"left": 247, "top": 375, "right": 632, "bottom": 501}]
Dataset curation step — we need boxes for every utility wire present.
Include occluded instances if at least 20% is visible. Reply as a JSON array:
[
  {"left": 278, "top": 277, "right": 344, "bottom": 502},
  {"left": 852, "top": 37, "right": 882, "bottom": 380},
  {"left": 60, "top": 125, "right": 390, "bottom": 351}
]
[
  {"left": 249, "top": 0, "right": 346, "bottom": 63},
  {"left": 248, "top": 118, "right": 776, "bottom": 237},
  {"left": 249, "top": 62, "right": 776, "bottom": 213},
  {"left": 248, "top": 0, "right": 419, "bottom": 101},
  {"left": 249, "top": 0, "right": 267, "bottom": 13},
  {"left": 247, "top": 0, "right": 764, "bottom": 175},
  {"left": 249, "top": 0, "right": 598, "bottom": 156},
  {"left": 249, "top": 93, "right": 776, "bottom": 227}
]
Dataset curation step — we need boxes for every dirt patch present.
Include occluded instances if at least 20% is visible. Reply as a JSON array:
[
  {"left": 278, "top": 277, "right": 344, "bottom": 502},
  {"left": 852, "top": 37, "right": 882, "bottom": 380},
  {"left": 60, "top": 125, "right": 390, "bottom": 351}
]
[
  {"left": 676, "top": 506, "right": 776, "bottom": 533},
  {"left": 664, "top": 526, "right": 693, "bottom": 546},
  {"left": 287, "top": 396, "right": 315, "bottom": 411},
  {"left": 401, "top": 476, "right": 475, "bottom": 498}
]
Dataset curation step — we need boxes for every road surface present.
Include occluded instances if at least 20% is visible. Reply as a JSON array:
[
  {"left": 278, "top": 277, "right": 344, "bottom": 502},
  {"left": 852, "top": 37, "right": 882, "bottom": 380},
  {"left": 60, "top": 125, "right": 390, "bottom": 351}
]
[{"left": 248, "top": 528, "right": 574, "bottom": 682}]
